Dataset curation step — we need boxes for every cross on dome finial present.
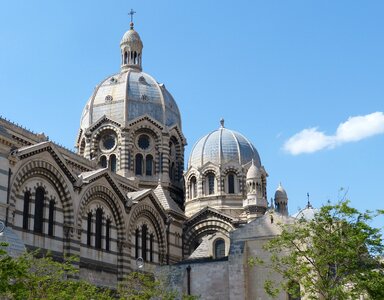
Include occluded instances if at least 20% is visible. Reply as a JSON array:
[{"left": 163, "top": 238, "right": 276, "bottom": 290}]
[
  {"left": 129, "top": 9, "right": 136, "bottom": 29},
  {"left": 306, "top": 192, "right": 312, "bottom": 208},
  {"left": 220, "top": 118, "right": 225, "bottom": 128}
]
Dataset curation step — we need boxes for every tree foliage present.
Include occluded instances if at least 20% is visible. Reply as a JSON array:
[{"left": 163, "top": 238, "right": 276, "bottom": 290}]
[
  {"left": 0, "top": 244, "right": 112, "bottom": 300},
  {"left": 0, "top": 243, "right": 198, "bottom": 300},
  {"left": 117, "top": 271, "right": 198, "bottom": 300},
  {"left": 250, "top": 200, "right": 384, "bottom": 300}
]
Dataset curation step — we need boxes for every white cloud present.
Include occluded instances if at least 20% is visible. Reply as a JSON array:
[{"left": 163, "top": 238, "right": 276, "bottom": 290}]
[{"left": 283, "top": 112, "right": 384, "bottom": 155}]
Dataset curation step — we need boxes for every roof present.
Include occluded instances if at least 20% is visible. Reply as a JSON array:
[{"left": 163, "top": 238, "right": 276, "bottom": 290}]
[
  {"left": 80, "top": 69, "right": 181, "bottom": 131},
  {"left": 0, "top": 226, "right": 26, "bottom": 257},
  {"left": 188, "top": 124, "right": 261, "bottom": 169},
  {"left": 292, "top": 205, "right": 319, "bottom": 221},
  {"left": 153, "top": 184, "right": 184, "bottom": 215}
]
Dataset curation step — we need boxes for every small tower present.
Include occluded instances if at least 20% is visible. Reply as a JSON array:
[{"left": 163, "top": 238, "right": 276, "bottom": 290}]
[
  {"left": 274, "top": 183, "right": 288, "bottom": 216},
  {"left": 120, "top": 10, "right": 143, "bottom": 71},
  {"left": 243, "top": 159, "right": 267, "bottom": 221}
]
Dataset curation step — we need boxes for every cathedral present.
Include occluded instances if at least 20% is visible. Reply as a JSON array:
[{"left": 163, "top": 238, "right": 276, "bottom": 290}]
[{"left": 0, "top": 18, "right": 312, "bottom": 299}]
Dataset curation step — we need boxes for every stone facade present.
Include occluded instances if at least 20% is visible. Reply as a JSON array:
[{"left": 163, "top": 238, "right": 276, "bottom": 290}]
[
  {"left": 0, "top": 19, "right": 297, "bottom": 298},
  {"left": 160, "top": 213, "right": 293, "bottom": 300}
]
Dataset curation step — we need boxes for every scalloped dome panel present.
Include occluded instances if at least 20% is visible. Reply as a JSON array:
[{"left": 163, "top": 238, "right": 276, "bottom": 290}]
[
  {"left": 188, "top": 127, "right": 261, "bottom": 169},
  {"left": 80, "top": 70, "right": 181, "bottom": 130}
]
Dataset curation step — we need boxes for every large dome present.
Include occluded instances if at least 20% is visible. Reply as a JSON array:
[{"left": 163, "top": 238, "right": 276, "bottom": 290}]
[
  {"left": 80, "top": 23, "right": 181, "bottom": 132},
  {"left": 188, "top": 121, "right": 261, "bottom": 169},
  {"left": 80, "top": 70, "right": 181, "bottom": 130}
]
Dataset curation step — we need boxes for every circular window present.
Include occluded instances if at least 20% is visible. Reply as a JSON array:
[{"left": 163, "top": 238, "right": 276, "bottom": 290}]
[
  {"left": 138, "top": 134, "right": 150, "bottom": 150},
  {"left": 100, "top": 133, "right": 116, "bottom": 152}
]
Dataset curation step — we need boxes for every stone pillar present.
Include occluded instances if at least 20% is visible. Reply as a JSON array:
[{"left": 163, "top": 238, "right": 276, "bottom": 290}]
[
  {"left": 228, "top": 241, "right": 246, "bottom": 300},
  {"left": 161, "top": 138, "right": 170, "bottom": 184},
  {"left": 117, "top": 239, "right": 130, "bottom": 281},
  {"left": 0, "top": 152, "right": 10, "bottom": 222},
  {"left": 119, "top": 130, "right": 131, "bottom": 178},
  {"left": 84, "top": 136, "right": 92, "bottom": 160}
]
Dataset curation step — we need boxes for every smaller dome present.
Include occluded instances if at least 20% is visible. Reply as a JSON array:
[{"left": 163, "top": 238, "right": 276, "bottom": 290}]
[
  {"left": 188, "top": 120, "right": 261, "bottom": 169},
  {"left": 120, "top": 27, "right": 143, "bottom": 50},
  {"left": 246, "top": 159, "right": 259, "bottom": 179},
  {"left": 292, "top": 206, "right": 318, "bottom": 221},
  {"left": 275, "top": 183, "right": 287, "bottom": 199}
]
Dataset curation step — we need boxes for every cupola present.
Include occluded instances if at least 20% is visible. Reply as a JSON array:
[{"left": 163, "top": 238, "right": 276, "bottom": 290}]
[{"left": 120, "top": 13, "right": 143, "bottom": 71}]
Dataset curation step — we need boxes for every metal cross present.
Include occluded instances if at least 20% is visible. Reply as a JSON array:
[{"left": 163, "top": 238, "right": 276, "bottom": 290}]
[{"left": 129, "top": 9, "right": 136, "bottom": 23}]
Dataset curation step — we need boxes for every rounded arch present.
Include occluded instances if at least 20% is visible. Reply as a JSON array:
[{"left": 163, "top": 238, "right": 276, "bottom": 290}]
[
  {"left": 128, "top": 124, "right": 162, "bottom": 144},
  {"left": 91, "top": 125, "right": 121, "bottom": 151},
  {"left": 128, "top": 203, "right": 167, "bottom": 264},
  {"left": 201, "top": 168, "right": 218, "bottom": 177},
  {"left": 222, "top": 166, "right": 241, "bottom": 176},
  {"left": 183, "top": 218, "right": 234, "bottom": 256},
  {"left": 77, "top": 185, "right": 126, "bottom": 241},
  {"left": 213, "top": 238, "right": 225, "bottom": 259},
  {"left": 10, "top": 159, "right": 74, "bottom": 225}
]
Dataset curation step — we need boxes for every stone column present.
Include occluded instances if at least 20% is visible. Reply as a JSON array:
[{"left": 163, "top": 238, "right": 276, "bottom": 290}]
[
  {"left": 119, "top": 129, "right": 131, "bottom": 177},
  {"left": 0, "top": 152, "right": 9, "bottom": 222}
]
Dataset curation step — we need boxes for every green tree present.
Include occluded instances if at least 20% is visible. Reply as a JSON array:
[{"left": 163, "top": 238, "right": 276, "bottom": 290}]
[
  {"left": 0, "top": 245, "right": 112, "bottom": 300},
  {"left": 249, "top": 200, "right": 384, "bottom": 300},
  {"left": 117, "top": 271, "right": 198, "bottom": 300}
]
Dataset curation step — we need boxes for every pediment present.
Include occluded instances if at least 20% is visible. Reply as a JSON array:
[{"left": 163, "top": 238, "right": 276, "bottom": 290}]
[
  {"left": 87, "top": 115, "right": 122, "bottom": 134},
  {"left": 168, "top": 124, "right": 187, "bottom": 145},
  {"left": 127, "top": 114, "right": 164, "bottom": 131},
  {"left": 128, "top": 188, "right": 168, "bottom": 220},
  {"left": 78, "top": 168, "right": 129, "bottom": 206},
  {"left": 14, "top": 141, "right": 77, "bottom": 184},
  {"left": 185, "top": 206, "right": 235, "bottom": 227}
]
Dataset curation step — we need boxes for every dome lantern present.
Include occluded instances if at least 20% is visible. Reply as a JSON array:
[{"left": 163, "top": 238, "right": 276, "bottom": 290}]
[{"left": 120, "top": 10, "right": 143, "bottom": 72}]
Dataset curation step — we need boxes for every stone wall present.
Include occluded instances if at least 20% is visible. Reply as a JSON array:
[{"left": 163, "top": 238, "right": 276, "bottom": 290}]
[{"left": 158, "top": 259, "right": 229, "bottom": 300}]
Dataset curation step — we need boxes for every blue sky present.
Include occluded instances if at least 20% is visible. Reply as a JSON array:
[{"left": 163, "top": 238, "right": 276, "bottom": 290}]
[{"left": 1, "top": 1, "right": 383, "bottom": 229}]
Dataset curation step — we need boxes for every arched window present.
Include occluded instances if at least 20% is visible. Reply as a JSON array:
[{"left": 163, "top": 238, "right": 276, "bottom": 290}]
[
  {"left": 87, "top": 212, "right": 92, "bottom": 246},
  {"left": 100, "top": 155, "right": 107, "bottom": 168},
  {"left": 48, "top": 200, "right": 55, "bottom": 236},
  {"left": 135, "top": 154, "right": 143, "bottom": 175},
  {"left": 228, "top": 173, "right": 235, "bottom": 194},
  {"left": 150, "top": 233, "right": 154, "bottom": 262},
  {"left": 106, "top": 219, "right": 111, "bottom": 251},
  {"left": 135, "top": 228, "right": 140, "bottom": 259},
  {"left": 34, "top": 187, "right": 45, "bottom": 233},
  {"left": 207, "top": 173, "right": 215, "bottom": 195},
  {"left": 214, "top": 239, "right": 225, "bottom": 259},
  {"left": 124, "top": 51, "right": 127, "bottom": 64},
  {"left": 23, "top": 191, "right": 30, "bottom": 230},
  {"left": 95, "top": 208, "right": 103, "bottom": 249},
  {"left": 110, "top": 154, "right": 117, "bottom": 172},
  {"left": 141, "top": 224, "right": 147, "bottom": 261},
  {"left": 190, "top": 176, "right": 197, "bottom": 199},
  {"left": 145, "top": 155, "right": 153, "bottom": 176}
]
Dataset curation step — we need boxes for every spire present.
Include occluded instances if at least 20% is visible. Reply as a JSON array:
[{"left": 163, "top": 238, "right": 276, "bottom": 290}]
[{"left": 220, "top": 118, "right": 225, "bottom": 128}]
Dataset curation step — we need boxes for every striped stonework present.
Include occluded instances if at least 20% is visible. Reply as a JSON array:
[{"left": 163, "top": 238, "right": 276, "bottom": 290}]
[
  {"left": 78, "top": 184, "right": 128, "bottom": 280},
  {"left": 128, "top": 202, "right": 167, "bottom": 266},
  {"left": 183, "top": 213, "right": 234, "bottom": 257}
]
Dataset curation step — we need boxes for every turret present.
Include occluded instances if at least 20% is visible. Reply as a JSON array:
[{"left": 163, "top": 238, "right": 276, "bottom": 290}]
[
  {"left": 243, "top": 159, "right": 268, "bottom": 221},
  {"left": 274, "top": 183, "right": 288, "bottom": 216}
]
